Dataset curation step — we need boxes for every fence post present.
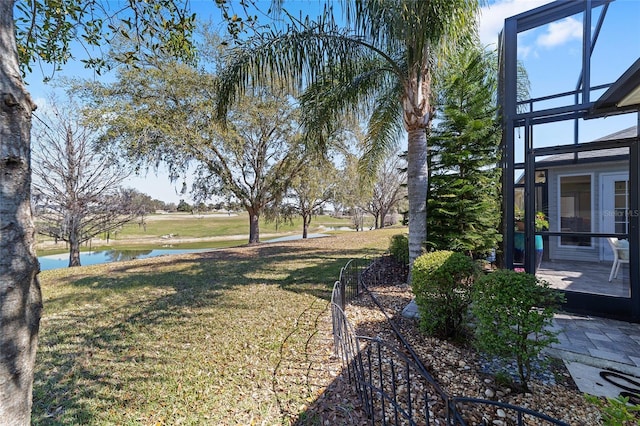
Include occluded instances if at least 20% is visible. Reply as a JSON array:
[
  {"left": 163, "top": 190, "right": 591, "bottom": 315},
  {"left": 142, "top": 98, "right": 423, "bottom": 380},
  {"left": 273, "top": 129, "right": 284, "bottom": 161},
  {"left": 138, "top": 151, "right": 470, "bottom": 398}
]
[{"left": 340, "top": 267, "right": 346, "bottom": 310}]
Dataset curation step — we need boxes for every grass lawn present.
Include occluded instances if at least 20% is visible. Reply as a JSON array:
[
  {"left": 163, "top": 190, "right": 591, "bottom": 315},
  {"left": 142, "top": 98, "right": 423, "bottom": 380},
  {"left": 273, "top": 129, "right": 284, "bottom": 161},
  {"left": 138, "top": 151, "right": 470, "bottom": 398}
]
[
  {"left": 33, "top": 227, "right": 404, "bottom": 425},
  {"left": 36, "top": 213, "right": 361, "bottom": 255},
  {"left": 104, "top": 212, "right": 357, "bottom": 240}
]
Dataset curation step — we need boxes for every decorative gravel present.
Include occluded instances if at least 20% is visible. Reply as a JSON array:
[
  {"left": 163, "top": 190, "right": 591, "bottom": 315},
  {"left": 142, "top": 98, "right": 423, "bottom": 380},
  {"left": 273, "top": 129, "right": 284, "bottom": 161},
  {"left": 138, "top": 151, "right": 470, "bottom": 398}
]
[
  {"left": 478, "top": 353, "right": 557, "bottom": 387},
  {"left": 310, "top": 256, "right": 605, "bottom": 425}
]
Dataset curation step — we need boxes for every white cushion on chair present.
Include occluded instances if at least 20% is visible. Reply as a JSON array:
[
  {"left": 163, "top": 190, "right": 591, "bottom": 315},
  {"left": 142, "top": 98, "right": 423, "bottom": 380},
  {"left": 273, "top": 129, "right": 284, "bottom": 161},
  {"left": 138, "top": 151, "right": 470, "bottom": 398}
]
[{"left": 616, "top": 239, "right": 629, "bottom": 260}]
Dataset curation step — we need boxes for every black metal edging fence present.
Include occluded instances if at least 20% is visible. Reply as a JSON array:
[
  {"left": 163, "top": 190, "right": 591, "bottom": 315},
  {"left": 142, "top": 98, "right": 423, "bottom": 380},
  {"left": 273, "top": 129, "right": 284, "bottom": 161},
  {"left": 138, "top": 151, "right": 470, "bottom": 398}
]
[{"left": 330, "top": 258, "right": 570, "bottom": 426}]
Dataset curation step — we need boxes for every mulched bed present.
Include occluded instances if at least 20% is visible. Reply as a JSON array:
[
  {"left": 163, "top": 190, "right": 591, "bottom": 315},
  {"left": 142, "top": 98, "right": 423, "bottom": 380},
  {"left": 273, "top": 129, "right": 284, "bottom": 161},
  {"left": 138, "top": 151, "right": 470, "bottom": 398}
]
[{"left": 297, "top": 255, "right": 605, "bottom": 425}]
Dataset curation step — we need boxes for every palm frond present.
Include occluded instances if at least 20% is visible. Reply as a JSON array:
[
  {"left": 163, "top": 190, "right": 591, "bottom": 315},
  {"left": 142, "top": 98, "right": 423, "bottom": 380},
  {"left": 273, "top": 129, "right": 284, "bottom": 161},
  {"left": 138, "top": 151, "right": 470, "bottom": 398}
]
[
  {"left": 218, "top": 15, "right": 377, "bottom": 120},
  {"left": 298, "top": 54, "right": 400, "bottom": 153},
  {"left": 359, "top": 78, "right": 405, "bottom": 179},
  {"left": 346, "top": 0, "right": 480, "bottom": 67}
]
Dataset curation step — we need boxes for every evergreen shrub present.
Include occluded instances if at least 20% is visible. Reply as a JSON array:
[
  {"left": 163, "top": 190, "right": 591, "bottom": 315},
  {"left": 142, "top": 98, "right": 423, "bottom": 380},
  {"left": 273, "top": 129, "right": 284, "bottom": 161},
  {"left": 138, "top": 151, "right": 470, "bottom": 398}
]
[
  {"left": 389, "top": 234, "right": 409, "bottom": 266},
  {"left": 427, "top": 48, "right": 502, "bottom": 257},
  {"left": 411, "top": 250, "right": 477, "bottom": 339},
  {"left": 472, "top": 269, "right": 564, "bottom": 391}
]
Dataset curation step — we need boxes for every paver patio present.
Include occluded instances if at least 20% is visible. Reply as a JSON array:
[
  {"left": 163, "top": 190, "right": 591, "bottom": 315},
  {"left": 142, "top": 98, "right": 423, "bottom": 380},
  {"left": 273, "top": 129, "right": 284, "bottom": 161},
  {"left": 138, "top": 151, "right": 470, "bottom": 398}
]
[{"left": 537, "top": 260, "right": 630, "bottom": 298}]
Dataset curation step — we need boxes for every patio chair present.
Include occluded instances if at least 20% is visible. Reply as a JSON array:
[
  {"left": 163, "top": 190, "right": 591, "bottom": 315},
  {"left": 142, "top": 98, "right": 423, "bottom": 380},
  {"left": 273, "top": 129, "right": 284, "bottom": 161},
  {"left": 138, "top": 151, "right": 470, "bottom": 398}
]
[{"left": 607, "top": 237, "right": 629, "bottom": 282}]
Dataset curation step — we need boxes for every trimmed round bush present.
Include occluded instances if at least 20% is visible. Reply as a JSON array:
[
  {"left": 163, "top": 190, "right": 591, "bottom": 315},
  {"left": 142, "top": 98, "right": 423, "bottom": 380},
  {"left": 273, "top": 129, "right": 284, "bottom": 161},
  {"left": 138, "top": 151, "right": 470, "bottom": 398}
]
[
  {"left": 389, "top": 234, "right": 409, "bottom": 266},
  {"left": 411, "top": 250, "right": 477, "bottom": 339}
]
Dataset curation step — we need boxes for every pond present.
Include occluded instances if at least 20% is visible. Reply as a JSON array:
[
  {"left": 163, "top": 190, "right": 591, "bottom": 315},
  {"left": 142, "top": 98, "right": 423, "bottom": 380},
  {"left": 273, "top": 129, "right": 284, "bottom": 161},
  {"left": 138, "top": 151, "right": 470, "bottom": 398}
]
[
  {"left": 38, "top": 248, "right": 213, "bottom": 271},
  {"left": 38, "top": 233, "right": 329, "bottom": 271}
]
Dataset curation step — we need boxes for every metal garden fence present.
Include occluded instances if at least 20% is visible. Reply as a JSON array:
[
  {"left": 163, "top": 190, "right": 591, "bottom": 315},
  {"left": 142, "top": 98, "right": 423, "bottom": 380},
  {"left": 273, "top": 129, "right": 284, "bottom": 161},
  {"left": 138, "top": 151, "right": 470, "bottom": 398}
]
[{"left": 330, "top": 258, "right": 570, "bottom": 426}]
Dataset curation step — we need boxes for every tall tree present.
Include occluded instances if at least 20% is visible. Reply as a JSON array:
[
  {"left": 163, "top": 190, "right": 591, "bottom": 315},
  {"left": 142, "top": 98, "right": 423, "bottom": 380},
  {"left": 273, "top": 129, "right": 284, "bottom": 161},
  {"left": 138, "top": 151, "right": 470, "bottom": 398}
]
[
  {"left": 32, "top": 97, "right": 140, "bottom": 267},
  {"left": 286, "top": 159, "right": 337, "bottom": 238},
  {"left": 364, "top": 150, "right": 407, "bottom": 229},
  {"left": 334, "top": 153, "right": 373, "bottom": 231},
  {"left": 216, "top": 0, "right": 480, "bottom": 270},
  {"left": 192, "top": 83, "right": 305, "bottom": 243},
  {"left": 2, "top": 2, "right": 194, "bottom": 422},
  {"left": 84, "top": 60, "right": 305, "bottom": 244},
  {"left": 427, "top": 47, "right": 501, "bottom": 257},
  {"left": 0, "top": 6, "right": 40, "bottom": 422}
]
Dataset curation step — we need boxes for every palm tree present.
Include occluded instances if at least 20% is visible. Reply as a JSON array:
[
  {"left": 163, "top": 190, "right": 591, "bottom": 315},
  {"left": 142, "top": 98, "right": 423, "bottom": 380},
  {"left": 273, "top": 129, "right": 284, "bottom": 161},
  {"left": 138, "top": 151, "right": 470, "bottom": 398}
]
[{"left": 216, "top": 0, "right": 480, "bottom": 270}]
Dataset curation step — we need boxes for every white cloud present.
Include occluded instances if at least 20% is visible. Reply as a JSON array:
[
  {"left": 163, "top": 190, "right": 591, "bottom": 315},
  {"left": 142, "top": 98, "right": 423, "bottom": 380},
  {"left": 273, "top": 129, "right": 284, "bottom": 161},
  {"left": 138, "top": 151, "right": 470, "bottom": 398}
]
[
  {"left": 479, "top": 0, "right": 585, "bottom": 58},
  {"left": 32, "top": 97, "right": 49, "bottom": 111},
  {"left": 517, "top": 45, "right": 532, "bottom": 59},
  {"left": 536, "top": 17, "right": 583, "bottom": 48},
  {"left": 479, "top": 0, "right": 553, "bottom": 48}
]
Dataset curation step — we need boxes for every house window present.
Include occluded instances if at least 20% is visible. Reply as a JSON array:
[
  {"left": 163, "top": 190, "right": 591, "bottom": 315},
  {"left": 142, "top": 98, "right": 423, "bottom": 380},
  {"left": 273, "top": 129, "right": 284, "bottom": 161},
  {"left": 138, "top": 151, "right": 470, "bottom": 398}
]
[
  {"left": 614, "top": 180, "right": 629, "bottom": 235},
  {"left": 560, "top": 175, "right": 592, "bottom": 247}
]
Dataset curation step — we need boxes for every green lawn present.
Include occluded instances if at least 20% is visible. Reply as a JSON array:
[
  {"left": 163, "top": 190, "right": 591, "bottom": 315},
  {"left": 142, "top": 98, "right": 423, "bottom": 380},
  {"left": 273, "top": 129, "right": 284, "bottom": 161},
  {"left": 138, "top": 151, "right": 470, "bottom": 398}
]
[
  {"left": 116, "top": 213, "right": 356, "bottom": 239},
  {"left": 36, "top": 213, "right": 362, "bottom": 255},
  {"left": 33, "top": 227, "right": 403, "bottom": 425}
]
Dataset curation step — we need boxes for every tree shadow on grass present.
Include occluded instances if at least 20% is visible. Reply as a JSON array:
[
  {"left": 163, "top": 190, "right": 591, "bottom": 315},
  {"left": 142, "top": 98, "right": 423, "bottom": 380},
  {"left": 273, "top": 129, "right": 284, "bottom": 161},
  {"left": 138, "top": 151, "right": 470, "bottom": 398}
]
[
  {"left": 34, "top": 235, "right": 389, "bottom": 424},
  {"left": 49, "top": 238, "right": 381, "bottom": 303}
]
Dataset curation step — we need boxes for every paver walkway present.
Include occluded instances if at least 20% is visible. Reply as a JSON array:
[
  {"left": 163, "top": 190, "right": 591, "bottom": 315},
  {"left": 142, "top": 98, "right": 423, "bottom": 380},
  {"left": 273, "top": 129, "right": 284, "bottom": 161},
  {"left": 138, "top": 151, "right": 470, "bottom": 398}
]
[
  {"left": 547, "top": 312, "right": 640, "bottom": 376},
  {"left": 545, "top": 313, "right": 640, "bottom": 400}
]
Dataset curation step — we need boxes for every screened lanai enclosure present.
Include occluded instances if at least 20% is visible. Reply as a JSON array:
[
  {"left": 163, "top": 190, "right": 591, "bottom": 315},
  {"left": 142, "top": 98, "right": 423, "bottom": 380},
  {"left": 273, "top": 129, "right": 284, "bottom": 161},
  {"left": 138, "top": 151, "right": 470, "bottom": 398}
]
[{"left": 500, "top": 0, "right": 640, "bottom": 321}]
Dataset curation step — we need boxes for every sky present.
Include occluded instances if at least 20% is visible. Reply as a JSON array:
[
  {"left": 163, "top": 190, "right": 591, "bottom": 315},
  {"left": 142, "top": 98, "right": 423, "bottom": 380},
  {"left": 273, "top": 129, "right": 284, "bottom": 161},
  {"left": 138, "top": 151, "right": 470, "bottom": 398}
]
[
  {"left": 23, "top": 0, "right": 640, "bottom": 204},
  {"left": 478, "top": 0, "right": 640, "bottom": 168}
]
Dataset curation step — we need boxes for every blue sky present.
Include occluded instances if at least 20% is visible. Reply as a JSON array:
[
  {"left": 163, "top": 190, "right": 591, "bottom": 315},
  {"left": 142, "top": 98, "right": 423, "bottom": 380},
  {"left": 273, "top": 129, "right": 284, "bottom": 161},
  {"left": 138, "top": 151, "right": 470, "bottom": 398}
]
[
  {"left": 24, "top": 0, "right": 640, "bottom": 203},
  {"left": 479, "top": 0, "right": 640, "bottom": 166}
]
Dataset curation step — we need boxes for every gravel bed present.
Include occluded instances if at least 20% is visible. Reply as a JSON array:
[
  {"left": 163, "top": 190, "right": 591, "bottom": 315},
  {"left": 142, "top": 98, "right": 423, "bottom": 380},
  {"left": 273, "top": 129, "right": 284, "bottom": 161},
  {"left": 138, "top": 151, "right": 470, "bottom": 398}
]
[{"left": 335, "top": 256, "right": 604, "bottom": 425}]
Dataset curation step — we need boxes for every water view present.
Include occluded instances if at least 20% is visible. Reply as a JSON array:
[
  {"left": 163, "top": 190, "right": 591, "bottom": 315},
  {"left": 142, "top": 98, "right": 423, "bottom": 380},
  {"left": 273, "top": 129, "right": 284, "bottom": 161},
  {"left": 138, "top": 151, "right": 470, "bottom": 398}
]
[
  {"left": 38, "top": 248, "right": 213, "bottom": 271},
  {"left": 38, "top": 233, "right": 329, "bottom": 271}
]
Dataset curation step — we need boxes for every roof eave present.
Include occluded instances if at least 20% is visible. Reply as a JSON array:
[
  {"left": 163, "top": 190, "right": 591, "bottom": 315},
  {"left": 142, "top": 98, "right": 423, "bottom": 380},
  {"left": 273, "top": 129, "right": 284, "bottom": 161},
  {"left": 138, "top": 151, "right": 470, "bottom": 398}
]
[{"left": 591, "top": 58, "right": 640, "bottom": 116}]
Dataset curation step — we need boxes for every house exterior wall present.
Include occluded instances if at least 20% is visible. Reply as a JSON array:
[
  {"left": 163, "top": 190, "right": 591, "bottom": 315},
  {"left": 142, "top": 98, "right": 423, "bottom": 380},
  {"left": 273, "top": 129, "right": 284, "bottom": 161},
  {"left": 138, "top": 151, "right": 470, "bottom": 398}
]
[{"left": 546, "top": 160, "right": 629, "bottom": 262}]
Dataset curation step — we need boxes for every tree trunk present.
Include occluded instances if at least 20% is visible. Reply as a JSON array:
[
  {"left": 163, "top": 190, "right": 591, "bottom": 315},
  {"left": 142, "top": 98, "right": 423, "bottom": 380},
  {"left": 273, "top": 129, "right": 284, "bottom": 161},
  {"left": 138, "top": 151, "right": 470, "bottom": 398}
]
[
  {"left": 406, "top": 127, "right": 428, "bottom": 271},
  {"left": 404, "top": 65, "right": 432, "bottom": 273},
  {"left": 0, "top": 3, "right": 43, "bottom": 424},
  {"left": 248, "top": 208, "right": 260, "bottom": 244},
  {"left": 379, "top": 208, "right": 387, "bottom": 229},
  {"left": 302, "top": 213, "right": 309, "bottom": 239},
  {"left": 68, "top": 213, "right": 82, "bottom": 267},
  {"left": 68, "top": 235, "right": 81, "bottom": 267}
]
